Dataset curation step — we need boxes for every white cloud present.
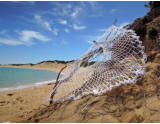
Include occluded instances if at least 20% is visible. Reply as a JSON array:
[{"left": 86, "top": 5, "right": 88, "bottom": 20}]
[
  {"left": 52, "top": 29, "right": 58, "bottom": 36},
  {"left": 58, "top": 19, "right": 67, "bottom": 25},
  {"left": 35, "top": 15, "right": 58, "bottom": 36},
  {"left": 44, "top": 21, "right": 52, "bottom": 31},
  {"left": 64, "top": 28, "right": 70, "bottom": 33},
  {"left": 19, "top": 30, "right": 50, "bottom": 43},
  {"left": 73, "top": 24, "right": 86, "bottom": 30},
  {"left": 52, "top": 3, "right": 73, "bottom": 17},
  {"left": 0, "top": 39, "right": 25, "bottom": 46},
  {"left": 111, "top": 9, "right": 117, "bottom": 13},
  {"left": 51, "top": 3, "right": 83, "bottom": 21},
  {"left": 0, "top": 30, "right": 50, "bottom": 46},
  {"left": 86, "top": 2, "right": 103, "bottom": 17},
  {"left": 71, "top": 7, "right": 82, "bottom": 18}
]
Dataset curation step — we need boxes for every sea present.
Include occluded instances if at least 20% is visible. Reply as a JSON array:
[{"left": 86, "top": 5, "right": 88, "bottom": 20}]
[{"left": 0, "top": 67, "right": 59, "bottom": 92}]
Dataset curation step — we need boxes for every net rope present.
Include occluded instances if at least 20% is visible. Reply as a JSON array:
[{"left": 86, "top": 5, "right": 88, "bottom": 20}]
[{"left": 50, "top": 25, "right": 146, "bottom": 103}]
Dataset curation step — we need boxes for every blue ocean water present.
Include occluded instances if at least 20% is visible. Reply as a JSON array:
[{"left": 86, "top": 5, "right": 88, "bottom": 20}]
[{"left": 0, "top": 67, "right": 59, "bottom": 92}]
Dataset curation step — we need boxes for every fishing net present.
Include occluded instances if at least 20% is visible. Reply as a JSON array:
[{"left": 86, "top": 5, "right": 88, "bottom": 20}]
[{"left": 50, "top": 25, "right": 146, "bottom": 103}]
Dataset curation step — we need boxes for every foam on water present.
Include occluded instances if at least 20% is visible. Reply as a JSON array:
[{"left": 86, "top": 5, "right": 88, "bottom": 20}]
[{"left": 0, "top": 79, "right": 56, "bottom": 92}]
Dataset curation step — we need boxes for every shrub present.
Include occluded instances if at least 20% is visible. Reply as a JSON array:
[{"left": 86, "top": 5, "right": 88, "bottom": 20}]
[{"left": 148, "top": 25, "right": 158, "bottom": 39}]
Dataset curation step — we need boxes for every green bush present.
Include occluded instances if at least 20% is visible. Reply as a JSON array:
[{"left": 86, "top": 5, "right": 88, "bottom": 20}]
[{"left": 148, "top": 25, "right": 158, "bottom": 38}]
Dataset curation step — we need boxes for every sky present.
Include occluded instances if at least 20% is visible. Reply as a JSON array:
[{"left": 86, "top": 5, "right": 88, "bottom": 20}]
[{"left": 0, "top": 1, "right": 149, "bottom": 64}]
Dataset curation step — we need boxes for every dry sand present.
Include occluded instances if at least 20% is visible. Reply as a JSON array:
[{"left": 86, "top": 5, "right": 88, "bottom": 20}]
[{"left": 0, "top": 84, "right": 53, "bottom": 122}]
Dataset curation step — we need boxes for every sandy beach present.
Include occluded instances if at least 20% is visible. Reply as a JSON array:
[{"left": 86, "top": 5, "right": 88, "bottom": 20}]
[
  {"left": 0, "top": 84, "right": 54, "bottom": 122},
  {"left": 0, "top": 62, "right": 65, "bottom": 122}
]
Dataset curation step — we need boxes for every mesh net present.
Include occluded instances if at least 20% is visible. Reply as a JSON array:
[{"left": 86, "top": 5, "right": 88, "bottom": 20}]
[{"left": 50, "top": 25, "right": 146, "bottom": 103}]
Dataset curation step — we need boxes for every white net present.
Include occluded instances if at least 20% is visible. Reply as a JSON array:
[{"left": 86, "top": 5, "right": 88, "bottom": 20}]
[{"left": 50, "top": 25, "right": 146, "bottom": 103}]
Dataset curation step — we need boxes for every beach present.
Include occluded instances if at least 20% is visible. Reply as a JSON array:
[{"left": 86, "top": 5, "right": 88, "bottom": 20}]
[
  {"left": 0, "top": 84, "right": 54, "bottom": 122},
  {"left": 0, "top": 62, "right": 65, "bottom": 122}
]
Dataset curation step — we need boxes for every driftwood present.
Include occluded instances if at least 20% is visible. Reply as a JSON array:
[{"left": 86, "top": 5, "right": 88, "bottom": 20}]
[{"left": 50, "top": 65, "right": 67, "bottom": 104}]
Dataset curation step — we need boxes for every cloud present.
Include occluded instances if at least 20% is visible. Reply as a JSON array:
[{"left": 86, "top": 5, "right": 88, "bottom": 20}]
[
  {"left": 71, "top": 7, "right": 82, "bottom": 18},
  {"left": 35, "top": 15, "right": 58, "bottom": 36},
  {"left": 86, "top": 2, "right": 103, "bottom": 17},
  {"left": 0, "top": 39, "right": 25, "bottom": 46},
  {"left": 64, "top": 28, "right": 70, "bottom": 33},
  {"left": 52, "top": 3, "right": 73, "bottom": 17},
  {"left": 58, "top": 19, "right": 67, "bottom": 25},
  {"left": 19, "top": 30, "right": 50, "bottom": 43},
  {"left": 52, "top": 29, "right": 58, "bottom": 36},
  {"left": 51, "top": 3, "right": 83, "bottom": 21},
  {"left": 73, "top": 24, "right": 86, "bottom": 30},
  {"left": 111, "top": 9, "right": 117, "bottom": 13},
  {"left": 0, "top": 30, "right": 50, "bottom": 46}
]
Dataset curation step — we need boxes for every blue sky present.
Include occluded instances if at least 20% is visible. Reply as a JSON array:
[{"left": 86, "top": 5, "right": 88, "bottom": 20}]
[{"left": 0, "top": 1, "right": 149, "bottom": 64}]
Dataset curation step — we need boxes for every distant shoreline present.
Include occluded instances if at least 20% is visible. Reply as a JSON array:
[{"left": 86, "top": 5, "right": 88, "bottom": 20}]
[
  {"left": 0, "top": 65, "right": 58, "bottom": 72},
  {"left": 0, "top": 60, "right": 71, "bottom": 72},
  {"left": 0, "top": 66, "right": 56, "bottom": 72}
]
